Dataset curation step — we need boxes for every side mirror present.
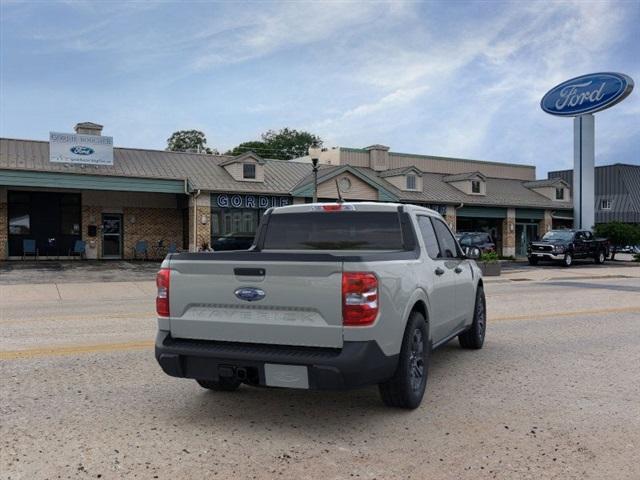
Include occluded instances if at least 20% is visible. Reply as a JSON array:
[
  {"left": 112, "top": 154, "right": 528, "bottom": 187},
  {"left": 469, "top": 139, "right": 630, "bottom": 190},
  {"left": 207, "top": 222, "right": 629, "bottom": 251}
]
[{"left": 464, "top": 246, "right": 481, "bottom": 259}]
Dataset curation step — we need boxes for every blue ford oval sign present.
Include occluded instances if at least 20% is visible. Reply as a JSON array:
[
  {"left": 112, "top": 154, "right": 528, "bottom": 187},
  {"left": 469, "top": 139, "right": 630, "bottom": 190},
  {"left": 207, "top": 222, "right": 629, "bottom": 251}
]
[
  {"left": 541, "top": 72, "right": 633, "bottom": 116},
  {"left": 70, "top": 145, "right": 95, "bottom": 155},
  {"left": 234, "top": 287, "right": 265, "bottom": 302}
]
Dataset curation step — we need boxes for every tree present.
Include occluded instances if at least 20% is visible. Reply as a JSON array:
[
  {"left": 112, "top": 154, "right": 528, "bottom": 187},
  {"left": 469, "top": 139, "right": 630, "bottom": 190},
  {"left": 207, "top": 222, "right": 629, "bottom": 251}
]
[
  {"left": 594, "top": 222, "right": 640, "bottom": 260},
  {"left": 225, "top": 141, "right": 269, "bottom": 157},
  {"left": 226, "top": 128, "right": 322, "bottom": 160},
  {"left": 167, "top": 130, "right": 217, "bottom": 154}
]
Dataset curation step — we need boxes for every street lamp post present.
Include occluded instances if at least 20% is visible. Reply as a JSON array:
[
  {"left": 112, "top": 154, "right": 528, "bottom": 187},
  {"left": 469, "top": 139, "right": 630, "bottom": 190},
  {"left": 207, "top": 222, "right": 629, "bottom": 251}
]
[{"left": 308, "top": 144, "right": 321, "bottom": 203}]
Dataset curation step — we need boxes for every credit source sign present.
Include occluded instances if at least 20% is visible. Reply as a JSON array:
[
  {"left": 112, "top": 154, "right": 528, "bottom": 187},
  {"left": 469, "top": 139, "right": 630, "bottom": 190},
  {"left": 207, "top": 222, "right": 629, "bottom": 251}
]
[{"left": 49, "top": 132, "right": 114, "bottom": 165}]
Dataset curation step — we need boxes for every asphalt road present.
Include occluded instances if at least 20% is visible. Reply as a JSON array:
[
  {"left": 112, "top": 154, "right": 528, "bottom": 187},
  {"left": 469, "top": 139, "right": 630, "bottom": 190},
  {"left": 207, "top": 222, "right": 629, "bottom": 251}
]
[{"left": 1, "top": 269, "right": 640, "bottom": 479}]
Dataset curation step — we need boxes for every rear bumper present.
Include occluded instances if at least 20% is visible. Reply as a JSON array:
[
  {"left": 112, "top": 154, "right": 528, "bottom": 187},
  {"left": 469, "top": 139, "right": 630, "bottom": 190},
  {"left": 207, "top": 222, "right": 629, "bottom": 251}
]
[{"left": 155, "top": 330, "right": 398, "bottom": 390}]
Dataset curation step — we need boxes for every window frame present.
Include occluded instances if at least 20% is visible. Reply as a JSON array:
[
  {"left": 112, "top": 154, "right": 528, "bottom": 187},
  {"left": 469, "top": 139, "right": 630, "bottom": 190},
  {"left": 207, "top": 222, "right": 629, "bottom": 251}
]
[
  {"left": 417, "top": 215, "right": 461, "bottom": 260},
  {"left": 555, "top": 187, "right": 564, "bottom": 200},
  {"left": 243, "top": 162, "right": 257, "bottom": 180},
  {"left": 471, "top": 180, "right": 481, "bottom": 194},
  {"left": 406, "top": 174, "right": 417, "bottom": 190},
  {"left": 600, "top": 199, "right": 612, "bottom": 210}
]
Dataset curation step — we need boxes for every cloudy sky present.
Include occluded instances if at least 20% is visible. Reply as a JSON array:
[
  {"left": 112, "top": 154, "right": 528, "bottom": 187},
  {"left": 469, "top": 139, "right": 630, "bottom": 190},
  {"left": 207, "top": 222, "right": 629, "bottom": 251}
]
[{"left": 1, "top": 0, "right": 638, "bottom": 176}]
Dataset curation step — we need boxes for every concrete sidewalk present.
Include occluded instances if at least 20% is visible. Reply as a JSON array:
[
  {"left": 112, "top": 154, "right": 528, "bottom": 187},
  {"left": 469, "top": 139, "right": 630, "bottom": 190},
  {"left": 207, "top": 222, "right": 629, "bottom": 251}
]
[{"left": 0, "top": 280, "right": 155, "bottom": 306}]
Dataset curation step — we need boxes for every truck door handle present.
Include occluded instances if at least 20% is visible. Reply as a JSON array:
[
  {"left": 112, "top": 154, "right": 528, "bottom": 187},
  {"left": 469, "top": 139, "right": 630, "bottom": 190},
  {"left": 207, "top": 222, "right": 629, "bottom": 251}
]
[
  {"left": 454, "top": 266, "right": 463, "bottom": 274},
  {"left": 435, "top": 267, "right": 445, "bottom": 276}
]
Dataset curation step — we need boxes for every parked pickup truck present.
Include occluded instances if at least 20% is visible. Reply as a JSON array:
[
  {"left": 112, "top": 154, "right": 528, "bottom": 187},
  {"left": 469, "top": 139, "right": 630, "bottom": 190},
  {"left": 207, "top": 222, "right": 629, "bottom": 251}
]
[
  {"left": 155, "top": 202, "right": 486, "bottom": 409},
  {"left": 527, "top": 229, "right": 609, "bottom": 267}
]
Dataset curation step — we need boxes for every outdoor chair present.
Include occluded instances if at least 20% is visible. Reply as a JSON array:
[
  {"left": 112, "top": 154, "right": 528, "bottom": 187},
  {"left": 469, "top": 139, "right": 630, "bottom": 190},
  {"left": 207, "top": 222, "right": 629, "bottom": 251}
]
[
  {"left": 133, "top": 240, "right": 149, "bottom": 260},
  {"left": 22, "top": 239, "right": 38, "bottom": 261},
  {"left": 68, "top": 240, "right": 86, "bottom": 260}
]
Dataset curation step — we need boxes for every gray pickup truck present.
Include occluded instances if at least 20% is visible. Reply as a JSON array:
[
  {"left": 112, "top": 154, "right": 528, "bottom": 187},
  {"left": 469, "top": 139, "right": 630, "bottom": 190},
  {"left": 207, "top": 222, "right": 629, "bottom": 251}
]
[{"left": 155, "top": 202, "right": 486, "bottom": 409}]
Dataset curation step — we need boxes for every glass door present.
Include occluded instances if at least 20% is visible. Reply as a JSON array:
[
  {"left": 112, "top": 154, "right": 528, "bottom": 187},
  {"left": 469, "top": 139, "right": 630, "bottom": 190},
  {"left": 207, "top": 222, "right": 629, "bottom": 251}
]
[
  {"left": 516, "top": 223, "right": 539, "bottom": 257},
  {"left": 102, "top": 214, "right": 123, "bottom": 259}
]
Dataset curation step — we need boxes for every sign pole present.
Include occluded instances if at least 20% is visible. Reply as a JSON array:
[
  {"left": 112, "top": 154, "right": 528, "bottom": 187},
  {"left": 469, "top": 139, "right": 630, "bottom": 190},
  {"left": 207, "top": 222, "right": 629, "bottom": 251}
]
[{"left": 573, "top": 114, "right": 595, "bottom": 229}]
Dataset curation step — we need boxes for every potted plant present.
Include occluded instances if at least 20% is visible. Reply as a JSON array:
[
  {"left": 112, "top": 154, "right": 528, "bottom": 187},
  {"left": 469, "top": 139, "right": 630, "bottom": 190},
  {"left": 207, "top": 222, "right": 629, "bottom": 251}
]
[{"left": 478, "top": 251, "right": 501, "bottom": 276}]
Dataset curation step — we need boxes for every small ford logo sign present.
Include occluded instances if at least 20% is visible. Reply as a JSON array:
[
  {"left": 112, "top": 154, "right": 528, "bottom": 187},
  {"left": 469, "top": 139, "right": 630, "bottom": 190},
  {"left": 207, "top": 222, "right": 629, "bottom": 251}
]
[
  {"left": 234, "top": 287, "right": 265, "bottom": 302},
  {"left": 70, "top": 146, "right": 95, "bottom": 155},
  {"left": 541, "top": 72, "right": 634, "bottom": 117}
]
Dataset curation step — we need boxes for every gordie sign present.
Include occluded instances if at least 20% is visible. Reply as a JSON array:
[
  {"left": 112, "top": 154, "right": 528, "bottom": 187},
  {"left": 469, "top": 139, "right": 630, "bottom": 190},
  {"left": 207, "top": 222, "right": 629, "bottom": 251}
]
[{"left": 541, "top": 72, "right": 634, "bottom": 116}]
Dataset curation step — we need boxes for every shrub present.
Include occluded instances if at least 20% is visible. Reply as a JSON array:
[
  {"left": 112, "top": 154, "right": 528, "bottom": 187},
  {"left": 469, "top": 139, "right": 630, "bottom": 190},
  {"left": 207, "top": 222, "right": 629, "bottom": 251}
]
[{"left": 479, "top": 251, "right": 499, "bottom": 263}]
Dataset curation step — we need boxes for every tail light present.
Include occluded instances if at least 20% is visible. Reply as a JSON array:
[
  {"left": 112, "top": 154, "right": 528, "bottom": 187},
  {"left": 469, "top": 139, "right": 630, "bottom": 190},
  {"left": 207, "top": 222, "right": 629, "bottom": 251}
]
[
  {"left": 342, "top": 272, "right": 378, "bottom": 326},
  {"left": 156, "top": 268, "right": 170, "bottom": 317}
]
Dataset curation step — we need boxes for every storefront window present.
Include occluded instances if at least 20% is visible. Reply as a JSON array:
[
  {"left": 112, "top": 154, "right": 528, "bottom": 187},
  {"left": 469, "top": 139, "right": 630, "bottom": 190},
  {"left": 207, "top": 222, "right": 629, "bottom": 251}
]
[
  {"left": 211, "top": 208, "right": 265, "bottom": 251},
  {"left": 8, "top": 192, "right": 30, "bottom": 234},
  {"left": 210, "top": 194, "right": 291, "bottom": 251}
]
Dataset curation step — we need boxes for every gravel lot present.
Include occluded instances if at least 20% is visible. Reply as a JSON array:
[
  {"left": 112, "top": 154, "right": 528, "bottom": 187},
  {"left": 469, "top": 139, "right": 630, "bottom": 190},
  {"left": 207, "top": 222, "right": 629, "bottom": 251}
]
[{"left": 1, "top": 263, "right": 639, "bottom": 479}]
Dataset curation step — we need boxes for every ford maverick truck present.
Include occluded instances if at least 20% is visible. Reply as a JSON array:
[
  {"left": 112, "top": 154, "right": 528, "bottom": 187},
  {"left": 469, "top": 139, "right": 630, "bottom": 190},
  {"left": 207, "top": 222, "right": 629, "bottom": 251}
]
[
  {"left": 155, "top": 202, "right": 486, "bottom": 409},
  {"left": 527, "top": 229, "right": 609, "bottom": 267}
]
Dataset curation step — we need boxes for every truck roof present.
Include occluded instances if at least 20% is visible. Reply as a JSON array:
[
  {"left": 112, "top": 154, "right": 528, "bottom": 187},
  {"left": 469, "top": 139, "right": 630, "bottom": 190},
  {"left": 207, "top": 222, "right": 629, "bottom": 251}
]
[{"left": 269, "top": 202, "right": 442, "bottom": 216}]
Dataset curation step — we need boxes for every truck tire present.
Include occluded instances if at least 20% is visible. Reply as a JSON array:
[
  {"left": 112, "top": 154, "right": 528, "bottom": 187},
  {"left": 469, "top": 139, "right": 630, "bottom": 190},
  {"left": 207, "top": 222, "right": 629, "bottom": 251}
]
[
  {"left": 459, "top": 285, "right": 486, "bottom": 349},
  {"left": 197, "top": 378, "right": 241, "bottom": 392},
  {"left": 562, "top": 253, "right": 573, "bottom": 267},
  {"left": 594, "top": 250, "right": 606, "bottom": 264},
  {"left": 528, "top": 256, "right": 538, "bottom": 266},
  {"left": 378, "top": 311, "right": 429, "bottom": 409}
]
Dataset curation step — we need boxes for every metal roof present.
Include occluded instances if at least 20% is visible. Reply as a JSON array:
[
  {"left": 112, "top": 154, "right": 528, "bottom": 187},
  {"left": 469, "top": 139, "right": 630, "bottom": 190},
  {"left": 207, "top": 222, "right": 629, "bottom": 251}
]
[
  {"left": 443, "top": 171, "right": 486, "bottom": 182},
  {"left": 0, "top": 137, "right": 573, "bottom": 210},
  {"left": 0, "top": 137, "right": 311, "bottom": 195},
  {"left": 550, "top": 164, "right": 640, "bottom": 222}
]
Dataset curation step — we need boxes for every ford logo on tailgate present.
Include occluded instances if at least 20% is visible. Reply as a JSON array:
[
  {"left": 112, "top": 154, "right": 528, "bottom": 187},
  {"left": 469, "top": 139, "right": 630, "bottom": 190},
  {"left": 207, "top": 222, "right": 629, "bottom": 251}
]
[{"left": 234, "top": 287, "right": 265, "bottom": 302}]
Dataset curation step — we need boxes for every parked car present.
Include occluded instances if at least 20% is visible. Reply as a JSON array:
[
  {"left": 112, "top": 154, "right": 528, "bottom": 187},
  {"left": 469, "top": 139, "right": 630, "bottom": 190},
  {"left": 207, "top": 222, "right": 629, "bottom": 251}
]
[
  {"left": 155, "top": 202, "right": 486, "bottom": 409},
  {"left": 527, "top": 230, "right": 609, "bottom": 267},
  {"left": 455, "top": 232, "right": 496, "bottom": 253},
  {"left": 211, "top": 233, "right": 255, "bottom": 251}
]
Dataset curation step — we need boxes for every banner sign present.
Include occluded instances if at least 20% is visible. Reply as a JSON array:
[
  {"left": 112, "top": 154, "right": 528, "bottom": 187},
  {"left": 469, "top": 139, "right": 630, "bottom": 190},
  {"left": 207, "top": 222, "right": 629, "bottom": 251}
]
[
  {"left": 213, "top": 193, "right": 291, "bottom": 209},
  {"left": 540, "top": 72, "right": 634, "bottom": 117},
  {"left": 49, "top": 132, "right": 114, "bottom": 165}
]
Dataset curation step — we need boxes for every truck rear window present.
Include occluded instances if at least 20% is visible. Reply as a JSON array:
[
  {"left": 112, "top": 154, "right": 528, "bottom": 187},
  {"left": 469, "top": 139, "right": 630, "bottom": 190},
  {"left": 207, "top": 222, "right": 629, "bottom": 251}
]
[{"left": 262, "top": 212, "right": 404, "bottom": 250}]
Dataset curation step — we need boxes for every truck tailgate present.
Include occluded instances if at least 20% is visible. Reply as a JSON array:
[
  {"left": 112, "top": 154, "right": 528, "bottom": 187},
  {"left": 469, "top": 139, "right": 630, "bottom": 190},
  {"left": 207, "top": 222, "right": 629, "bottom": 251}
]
[{"left": 168, "top": 257, "right": 343, "bottom": 348}]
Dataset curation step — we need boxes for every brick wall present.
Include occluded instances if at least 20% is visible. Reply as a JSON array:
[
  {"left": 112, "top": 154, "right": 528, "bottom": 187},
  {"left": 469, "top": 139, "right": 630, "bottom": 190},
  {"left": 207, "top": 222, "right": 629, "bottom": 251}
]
[
  {"left": 539, "top": 210, "right": 553, "bottom": 237},
  {"left": 123, "top": 207, "right": 183, "bottom": 259},
  {"left": 502, "top": 208, "right": 516, "bottom": 257},
  {"left": 188, "top": 206, "right": 212, "bottom": 251},
  {"left": 81, "top": 205, "right": 103, "bottom": 259}
]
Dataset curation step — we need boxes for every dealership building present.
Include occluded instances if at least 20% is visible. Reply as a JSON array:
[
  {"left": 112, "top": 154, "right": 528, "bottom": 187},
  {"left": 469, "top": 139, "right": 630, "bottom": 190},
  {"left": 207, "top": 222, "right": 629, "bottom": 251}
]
[{"left": 0, "top": 122, "right": 576, "bottom": 261}]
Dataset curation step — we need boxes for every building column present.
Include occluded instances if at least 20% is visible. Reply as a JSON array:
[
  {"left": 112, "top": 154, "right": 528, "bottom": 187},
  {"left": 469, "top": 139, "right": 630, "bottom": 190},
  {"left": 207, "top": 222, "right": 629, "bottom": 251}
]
[
  {"left": 445, "top": 205, "right": 457, "bottom": 232},
  {"left": 0, "top": 188, "right": 7, "bottom": 260},
  {"left": 539, "top": 210, "right": 553, "bottom": 238},
  {"left": 502, "top": 208, "right": 516, "bottom": 257},
  {"left": 189, "top": 193, "right": 212, "bottom": 251}
]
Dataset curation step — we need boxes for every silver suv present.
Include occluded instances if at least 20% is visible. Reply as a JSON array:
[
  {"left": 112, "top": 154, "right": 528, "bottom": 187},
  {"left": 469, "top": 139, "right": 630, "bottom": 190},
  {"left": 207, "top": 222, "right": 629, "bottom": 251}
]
[{"left": 155, "top": 202, "right": 486, "bottom": 409}]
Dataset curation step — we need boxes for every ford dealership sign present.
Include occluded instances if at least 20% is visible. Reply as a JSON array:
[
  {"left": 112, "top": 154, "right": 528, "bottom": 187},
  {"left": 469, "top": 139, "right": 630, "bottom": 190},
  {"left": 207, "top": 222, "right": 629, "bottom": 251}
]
[
  {"left": 50, "top": 132, "right": 114, "bottom": 165},
  {"left": 541, "top": 72, "right": 634, "bottom": 116}
]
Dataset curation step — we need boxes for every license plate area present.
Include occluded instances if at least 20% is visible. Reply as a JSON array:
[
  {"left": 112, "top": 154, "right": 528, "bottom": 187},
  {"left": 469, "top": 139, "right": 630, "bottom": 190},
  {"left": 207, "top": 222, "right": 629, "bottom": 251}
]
[{"left": 264, "top": 364, "right": 309, "bottom": 389}]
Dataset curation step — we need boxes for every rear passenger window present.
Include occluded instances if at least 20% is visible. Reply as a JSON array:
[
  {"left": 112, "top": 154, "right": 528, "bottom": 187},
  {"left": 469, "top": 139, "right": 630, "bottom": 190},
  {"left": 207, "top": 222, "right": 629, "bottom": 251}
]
[
  {"left": 432, "top": 218, "right": 459, "bottom": 258},
  {"left": 417, "top": 216, "right": 440, "bottom": 259}
]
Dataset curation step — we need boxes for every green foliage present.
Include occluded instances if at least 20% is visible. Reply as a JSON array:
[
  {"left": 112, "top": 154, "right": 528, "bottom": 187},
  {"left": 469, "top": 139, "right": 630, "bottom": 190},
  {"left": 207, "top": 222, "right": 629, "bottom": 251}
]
[
  {"left": 167, "top": 130, "right": 217, "bottom": 154},
  {"left": 479, "top": 251, "right": 499, "bottom": 263},
  {"left": 225, "top": 141, "right": 270, "bottom": 157},
  {"left": 226, "top": 128, "right": 322, "bottom": 160},
  {"left": 594, "top": 222, "right": 640, "bottom": 260}
]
